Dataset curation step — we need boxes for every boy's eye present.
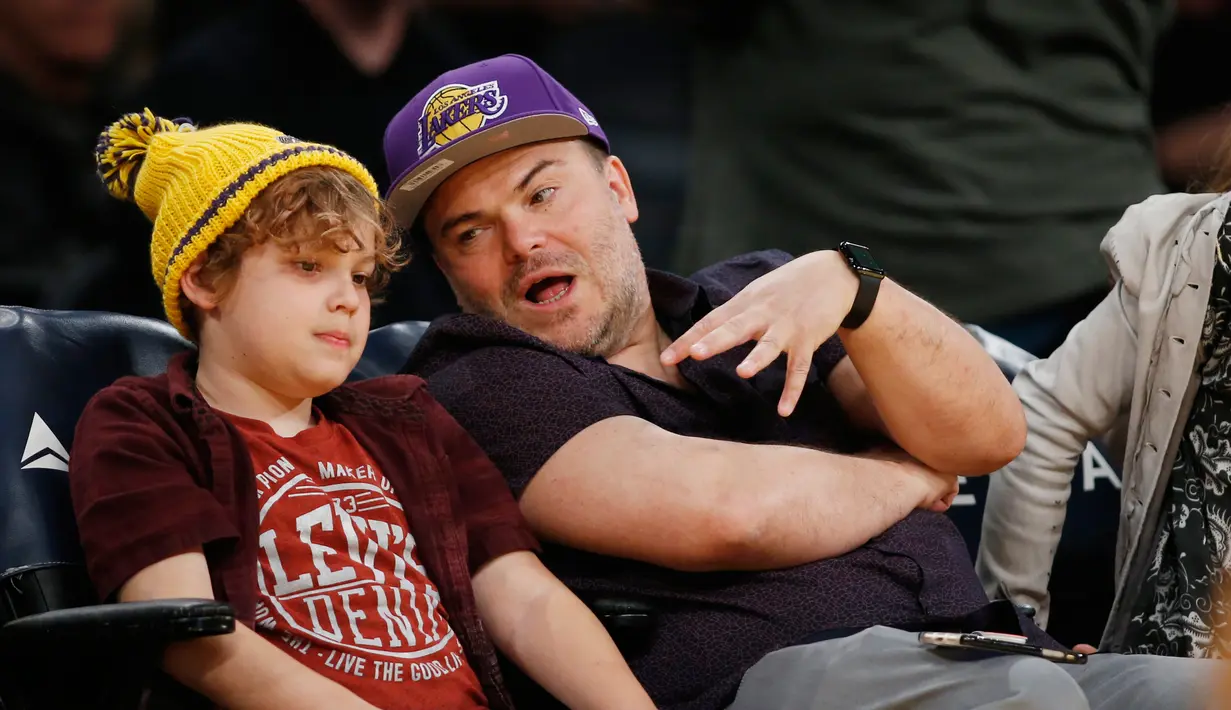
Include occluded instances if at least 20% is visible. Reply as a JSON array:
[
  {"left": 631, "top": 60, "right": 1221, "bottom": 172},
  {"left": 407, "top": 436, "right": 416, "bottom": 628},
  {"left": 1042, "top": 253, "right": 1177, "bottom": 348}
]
[
  {"left": 531, "top": 187, "right": 556, "bottom": 205},
  {"left": 297, "top": 261, "right": 319, "bottom": 273},
  {"left": 352, "top": 273, "right": 370, "bottom": 286}
]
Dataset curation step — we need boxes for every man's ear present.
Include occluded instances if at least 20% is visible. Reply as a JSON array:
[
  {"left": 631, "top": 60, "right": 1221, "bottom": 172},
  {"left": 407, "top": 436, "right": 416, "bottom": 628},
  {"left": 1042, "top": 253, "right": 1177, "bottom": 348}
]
[
  {"left": 179, "top": 256, "right": 221, "bottom": 313},
  {"left": 604, "top": 155, "right": 640, "bottom": 225}
]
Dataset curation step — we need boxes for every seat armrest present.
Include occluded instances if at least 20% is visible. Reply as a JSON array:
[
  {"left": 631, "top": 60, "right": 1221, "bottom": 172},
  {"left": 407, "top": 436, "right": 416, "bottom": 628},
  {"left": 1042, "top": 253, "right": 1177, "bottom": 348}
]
[
  {"left": 0, "top": 600, "right": 233, "bottom": 710},
  {"left": 0, "top": 598, "right": 234, "bottom": 653},
  {"left": 589, "top": 597, "right": 657, "bottom": 657}
]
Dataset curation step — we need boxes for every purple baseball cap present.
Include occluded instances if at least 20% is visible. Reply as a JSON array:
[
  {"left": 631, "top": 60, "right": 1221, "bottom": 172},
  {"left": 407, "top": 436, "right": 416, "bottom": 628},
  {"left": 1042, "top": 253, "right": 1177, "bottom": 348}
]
[{"left": 383, "top": 54, "right": 610, "bottom": 229}]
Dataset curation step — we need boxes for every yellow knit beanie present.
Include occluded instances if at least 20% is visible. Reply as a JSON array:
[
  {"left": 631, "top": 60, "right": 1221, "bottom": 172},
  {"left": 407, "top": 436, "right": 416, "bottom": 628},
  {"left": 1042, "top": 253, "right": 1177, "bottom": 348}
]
[{"left": 94, "top": 108, "right": 380, "bottom": 338}]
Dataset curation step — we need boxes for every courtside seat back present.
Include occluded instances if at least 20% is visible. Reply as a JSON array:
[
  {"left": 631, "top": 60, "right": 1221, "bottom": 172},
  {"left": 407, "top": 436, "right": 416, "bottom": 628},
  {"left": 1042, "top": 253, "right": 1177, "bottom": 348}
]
[
  {"left": 349, "top": 320, "right": 430, "bottom": 381},
  {"left": 0, "top": 307, "right": 192, "bottom": 620}
]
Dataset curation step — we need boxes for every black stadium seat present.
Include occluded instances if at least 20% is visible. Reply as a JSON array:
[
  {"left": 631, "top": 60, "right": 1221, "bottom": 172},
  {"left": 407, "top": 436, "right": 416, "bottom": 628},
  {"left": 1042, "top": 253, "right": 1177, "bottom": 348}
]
[
  {"left": 0, "top": 308, "right": 212, "bottom": 709},
  {"left": 0, "top": 308, "right": 1120, "bottom": 708}
]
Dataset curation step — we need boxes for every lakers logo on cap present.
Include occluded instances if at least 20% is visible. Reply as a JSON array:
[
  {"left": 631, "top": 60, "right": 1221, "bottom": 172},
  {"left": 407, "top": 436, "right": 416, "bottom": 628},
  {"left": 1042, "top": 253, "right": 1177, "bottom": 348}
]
[{"left": 417, "top": 81, "right": 509, "bottom": 156}]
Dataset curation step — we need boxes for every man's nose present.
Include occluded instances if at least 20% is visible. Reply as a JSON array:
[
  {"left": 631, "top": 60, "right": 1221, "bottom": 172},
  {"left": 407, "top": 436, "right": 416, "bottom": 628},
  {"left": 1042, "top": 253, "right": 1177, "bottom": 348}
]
[{"left": 502, "top": 218, "right": 548, "bottom": 261}]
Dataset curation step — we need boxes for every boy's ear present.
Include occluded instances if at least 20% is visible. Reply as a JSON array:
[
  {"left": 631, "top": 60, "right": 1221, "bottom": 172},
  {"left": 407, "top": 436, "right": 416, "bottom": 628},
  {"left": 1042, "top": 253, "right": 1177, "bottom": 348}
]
[{"left": 179, "top": 256, "right": 221, "bottom": 312}]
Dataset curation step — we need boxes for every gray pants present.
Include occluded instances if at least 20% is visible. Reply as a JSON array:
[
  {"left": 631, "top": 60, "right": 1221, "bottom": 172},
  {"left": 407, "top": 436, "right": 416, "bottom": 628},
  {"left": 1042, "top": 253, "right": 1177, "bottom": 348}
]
[{"left": 729, "top": 626, "right": 1218, "bottom": 709}]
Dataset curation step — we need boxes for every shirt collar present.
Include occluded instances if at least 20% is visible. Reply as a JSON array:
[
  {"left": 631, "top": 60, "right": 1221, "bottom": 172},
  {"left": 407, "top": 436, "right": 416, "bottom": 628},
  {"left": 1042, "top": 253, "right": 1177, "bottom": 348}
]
[{"left": 646, "top": 267, "right": 708, "bottom": 335}]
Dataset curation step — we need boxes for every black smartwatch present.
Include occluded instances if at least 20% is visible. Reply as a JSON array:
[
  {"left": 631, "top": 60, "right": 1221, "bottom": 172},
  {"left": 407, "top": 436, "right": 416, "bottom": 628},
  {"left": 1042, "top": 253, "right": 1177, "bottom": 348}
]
[{"left": 837, "top": 241, "right": 885, "bottom": 330}]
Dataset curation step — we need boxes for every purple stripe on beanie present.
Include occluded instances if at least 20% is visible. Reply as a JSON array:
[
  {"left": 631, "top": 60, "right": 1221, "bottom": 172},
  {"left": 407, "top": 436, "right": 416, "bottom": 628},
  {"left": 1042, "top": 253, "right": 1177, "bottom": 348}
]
[{"left": 163, "top": 144, "right": 346, "bottom": 279}]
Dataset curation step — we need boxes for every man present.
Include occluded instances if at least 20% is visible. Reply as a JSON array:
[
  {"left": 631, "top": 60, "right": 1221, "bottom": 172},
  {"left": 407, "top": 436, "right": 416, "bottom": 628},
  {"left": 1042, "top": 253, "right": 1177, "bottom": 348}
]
[{"left": 383, "top": 54, "right": 1216, "bottom": 710}]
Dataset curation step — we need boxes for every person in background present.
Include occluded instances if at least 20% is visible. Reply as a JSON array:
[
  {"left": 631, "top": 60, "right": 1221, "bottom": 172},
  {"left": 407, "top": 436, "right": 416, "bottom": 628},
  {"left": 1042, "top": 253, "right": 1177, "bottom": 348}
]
[
  {"left": 0, "top": 0, "right": 160, "bottom": 317},
  {"left": 979, "top": 152, "right": 1231, "bottom": 658},
  {"left": 1152, "top": 0, "right": 1231, "bottom": 190}
]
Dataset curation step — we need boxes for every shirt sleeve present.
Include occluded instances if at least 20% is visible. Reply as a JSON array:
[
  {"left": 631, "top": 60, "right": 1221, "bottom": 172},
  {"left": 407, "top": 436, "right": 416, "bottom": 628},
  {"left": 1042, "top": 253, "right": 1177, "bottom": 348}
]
[
  {"left": 415, "top": 387, "right": 541, "bottom": 574},
  {"left": 69, "top": 385, "right": 238, "bottom": 601},
  {"left": 422, "top": 345, "right": 635, "bottom": 498}
]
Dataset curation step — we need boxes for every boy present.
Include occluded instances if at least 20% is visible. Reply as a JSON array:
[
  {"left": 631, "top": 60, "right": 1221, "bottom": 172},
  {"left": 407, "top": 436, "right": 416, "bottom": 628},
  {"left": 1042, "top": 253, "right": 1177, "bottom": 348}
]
[{"left": 71, "top": 109, "right": 655, "bottom": 710}]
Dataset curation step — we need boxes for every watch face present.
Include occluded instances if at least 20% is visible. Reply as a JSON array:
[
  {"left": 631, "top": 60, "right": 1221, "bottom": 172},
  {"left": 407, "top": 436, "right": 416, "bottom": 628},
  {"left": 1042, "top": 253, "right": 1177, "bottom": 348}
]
[{"left": 843, "top": 242, "right": 884, "bottom": 276}]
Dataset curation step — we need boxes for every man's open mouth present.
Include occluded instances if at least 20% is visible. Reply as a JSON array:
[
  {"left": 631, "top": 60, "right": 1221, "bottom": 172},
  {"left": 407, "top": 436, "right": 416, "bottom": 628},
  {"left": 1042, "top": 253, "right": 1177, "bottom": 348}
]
[{"left": 525, "top": 275, "right": 574, "bottom": 305}]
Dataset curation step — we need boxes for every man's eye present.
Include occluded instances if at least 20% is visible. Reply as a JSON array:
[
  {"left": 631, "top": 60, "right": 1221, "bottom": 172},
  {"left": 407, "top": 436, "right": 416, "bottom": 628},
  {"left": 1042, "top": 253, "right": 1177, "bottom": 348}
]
[
  {"left": 458, "top": 228, "right": 480, "bottom": 244},
  {"left": 531, "top": 187, "right": 556, "bottom": 205}
]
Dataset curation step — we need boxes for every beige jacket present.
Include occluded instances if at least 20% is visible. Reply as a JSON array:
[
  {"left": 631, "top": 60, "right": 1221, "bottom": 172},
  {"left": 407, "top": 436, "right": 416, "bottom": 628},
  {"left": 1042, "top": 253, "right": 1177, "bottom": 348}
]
[{"left": 975, "top": 191, "right": 1227, "bottom": 651}]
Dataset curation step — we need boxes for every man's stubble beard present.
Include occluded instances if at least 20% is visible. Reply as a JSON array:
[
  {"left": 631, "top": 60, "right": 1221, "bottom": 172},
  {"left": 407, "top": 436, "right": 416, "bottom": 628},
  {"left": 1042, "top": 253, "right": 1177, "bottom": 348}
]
[{"left": 574, "top": 224, "right": 647, "bottom": 358}]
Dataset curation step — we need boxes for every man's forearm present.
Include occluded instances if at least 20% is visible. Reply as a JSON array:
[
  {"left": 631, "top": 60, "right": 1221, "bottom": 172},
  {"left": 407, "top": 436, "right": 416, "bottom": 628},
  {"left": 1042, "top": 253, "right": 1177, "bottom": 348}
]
[
  {"left": 164, "top": 624, "right": 377, "bottom": 710},
  {"left": 837, "top": 277, "right": 1026, "bottom": 474},
  {"left": 521, "top": 416, "right": 951, "bottom": 574},
  {"left": 707, "top": 440, "right": 945, "bottom": 570}
]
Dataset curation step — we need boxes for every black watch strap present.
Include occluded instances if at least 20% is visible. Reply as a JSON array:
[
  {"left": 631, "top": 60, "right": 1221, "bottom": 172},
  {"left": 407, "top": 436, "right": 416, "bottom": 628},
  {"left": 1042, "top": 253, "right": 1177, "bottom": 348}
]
[{"left": 841, "top": 272, "right": 882, "bottom": 330}]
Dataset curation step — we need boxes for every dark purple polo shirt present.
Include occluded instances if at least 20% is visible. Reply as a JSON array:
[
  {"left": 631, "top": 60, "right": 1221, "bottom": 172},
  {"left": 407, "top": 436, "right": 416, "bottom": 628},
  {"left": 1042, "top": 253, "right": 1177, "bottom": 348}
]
[{"left": 404, "top": 250, "right": 997, "bottom": 710}]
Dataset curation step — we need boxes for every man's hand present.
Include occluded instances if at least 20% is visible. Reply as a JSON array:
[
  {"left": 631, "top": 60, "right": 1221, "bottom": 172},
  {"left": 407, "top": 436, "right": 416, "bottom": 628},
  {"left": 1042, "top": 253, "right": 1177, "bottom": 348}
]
[
  {"left": 660, "top": 250, "right": 857, "bottom": 416},
  {"left": 660, "top": 249, "right": 1024, "bottom": 475},
  {"left": 928, "top": 477, "right": 961, "bottom": 513},
  {"left": 865, "top": 445, "right": 961, "bottom": 513}
]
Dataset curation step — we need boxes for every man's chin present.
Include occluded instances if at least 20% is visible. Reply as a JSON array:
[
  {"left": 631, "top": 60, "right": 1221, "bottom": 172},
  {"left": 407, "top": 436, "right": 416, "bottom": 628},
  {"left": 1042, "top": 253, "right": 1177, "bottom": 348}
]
[{"left": 511, "top": 320, "right": 593, "bottom": 354}]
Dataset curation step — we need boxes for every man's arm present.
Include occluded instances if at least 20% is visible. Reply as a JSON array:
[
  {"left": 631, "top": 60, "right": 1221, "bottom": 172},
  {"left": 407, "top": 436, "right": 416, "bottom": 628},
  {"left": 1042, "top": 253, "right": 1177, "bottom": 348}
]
[
  {"left": 826, "top": 272, "right": 1028, "bottom": 475},
  {"left": 662, "top": 249, "right": 1026, "bottom": 476},
  {"left": 120, "top": 552, "right": 377, "bottom": 710},
  {"left": 472, "top": 551, "right": 655, "bottom": 710},
  {"left": 519, "top": 416, "right": 958, "bottom": 572}
]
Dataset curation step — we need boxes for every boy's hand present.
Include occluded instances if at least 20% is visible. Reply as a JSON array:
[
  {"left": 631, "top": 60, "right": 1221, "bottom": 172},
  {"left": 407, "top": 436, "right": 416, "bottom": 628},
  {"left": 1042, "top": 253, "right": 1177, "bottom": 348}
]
[{"left": 473, "top": 551, "right": 657, "bottom": 710}]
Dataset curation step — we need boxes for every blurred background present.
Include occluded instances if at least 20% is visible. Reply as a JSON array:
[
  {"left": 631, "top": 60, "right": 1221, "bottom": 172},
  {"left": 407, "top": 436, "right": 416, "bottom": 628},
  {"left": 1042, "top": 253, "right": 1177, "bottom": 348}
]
[{"left": 3, "top": 0, "right": 1231, "bottom": 351}]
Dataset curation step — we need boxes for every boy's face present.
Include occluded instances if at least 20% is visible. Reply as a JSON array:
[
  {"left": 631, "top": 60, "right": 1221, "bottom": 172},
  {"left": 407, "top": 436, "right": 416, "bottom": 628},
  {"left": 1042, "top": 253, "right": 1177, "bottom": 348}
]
[{"left": 191, "top": 227, "right": 377, "bottom": 400}]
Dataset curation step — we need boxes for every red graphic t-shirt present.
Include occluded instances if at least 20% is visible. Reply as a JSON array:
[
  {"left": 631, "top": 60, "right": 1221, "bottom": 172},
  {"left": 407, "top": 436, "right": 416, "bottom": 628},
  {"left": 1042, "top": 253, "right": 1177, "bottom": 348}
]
[{"left": 226, "top": 410, "right": 488, "bottom": 710}]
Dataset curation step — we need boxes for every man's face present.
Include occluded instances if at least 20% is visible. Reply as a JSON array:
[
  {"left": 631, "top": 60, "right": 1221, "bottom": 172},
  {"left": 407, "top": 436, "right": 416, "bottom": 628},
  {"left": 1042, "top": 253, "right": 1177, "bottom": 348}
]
[
  {"left": 191, "top": 229, "right": 376, "bottom": 400},
  {"left": 423, "top": 139, "right": 648, "bottom": 357}
]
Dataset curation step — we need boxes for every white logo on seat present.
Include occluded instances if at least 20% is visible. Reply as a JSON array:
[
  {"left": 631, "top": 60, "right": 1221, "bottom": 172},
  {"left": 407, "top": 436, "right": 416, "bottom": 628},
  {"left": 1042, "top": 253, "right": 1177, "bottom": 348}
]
[
  {"left": 20, "top": 413, "right": 69, "bottom": 472},
  {"left": 1082, "top": 443, "right": 1121, "bottom": 492}
]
